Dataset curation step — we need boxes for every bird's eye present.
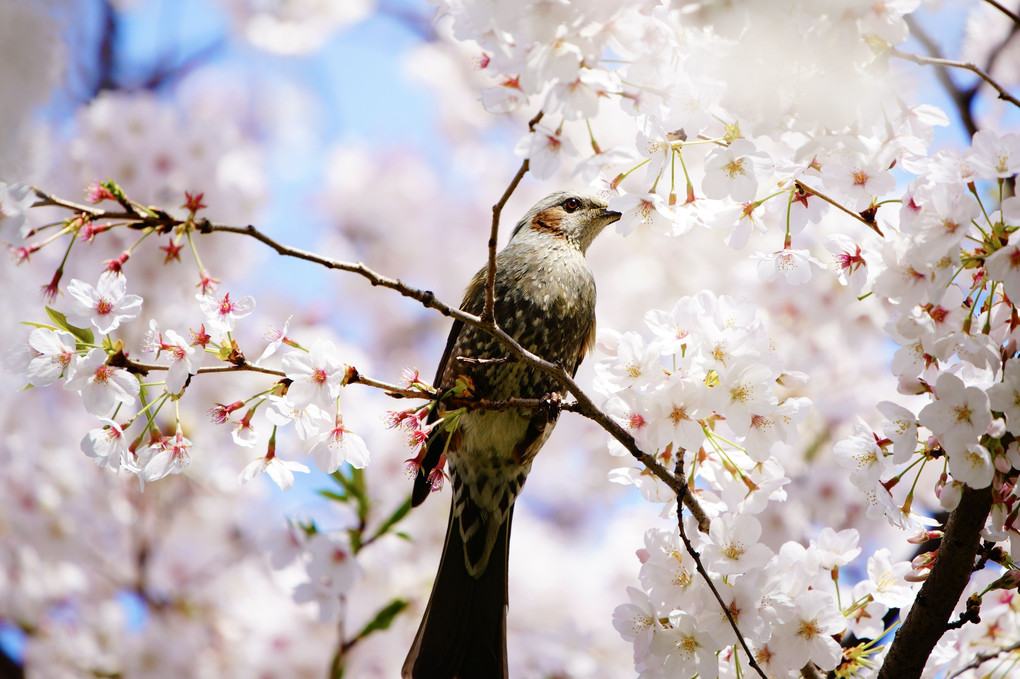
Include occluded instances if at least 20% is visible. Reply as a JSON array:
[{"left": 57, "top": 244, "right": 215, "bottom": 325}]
[{"left": 563, "top": 197, "right": 581, "bottom": 212}]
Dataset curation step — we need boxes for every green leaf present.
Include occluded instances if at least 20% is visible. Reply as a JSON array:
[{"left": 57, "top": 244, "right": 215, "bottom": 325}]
[
  {"left": 355, "top": 599, "right": 409, "bottom": 641},
  {"left": 347, "top": 527, "right": 362, "bottom": 553},
  {"left": 331, "top": 467, "right": 370, "bottom": 524},
  {"left": 370, "top": 496, "right": 412, "bottom": 542},
  {"left": 318, "top": 489, "right": 348, "bottom": 503},
  {"left": 45, "top": 307, "right": 94, "bottom": 346},
  {"left": 20, "top": 321, "right": 57, "bottom": 330}
]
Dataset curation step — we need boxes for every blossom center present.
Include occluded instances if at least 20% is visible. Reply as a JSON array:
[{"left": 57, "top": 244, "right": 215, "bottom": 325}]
[
  {"left": 797, "top": 618, "right": 822, "bottom": 640},
  {"left": 722, "top": 542, "right": 745, "bottom": 560},
  {"left": 95, "top": 297, "right": 114, "bottom": 316},
  {"left": 678, "top": 634, "right": 699, "bottom": 656},
  {"left": 93, "top": 365, "right": 112, "bottom": 384},
  {"left": 723, "top": 157, "right": 746, "bottom": 178},
  {"left": 953, "top": 404, "right": 973, "bottom": 424}
]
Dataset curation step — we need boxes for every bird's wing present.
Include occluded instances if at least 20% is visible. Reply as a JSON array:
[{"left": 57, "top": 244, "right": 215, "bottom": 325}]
[
  {"left": 411, "top": 268, "right": 486, "bottom": 507},
  {"left": 411, "top": 316, "right": 464, "bottom": 507}
]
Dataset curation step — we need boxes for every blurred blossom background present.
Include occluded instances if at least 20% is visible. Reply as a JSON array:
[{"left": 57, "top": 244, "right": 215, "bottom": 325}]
[{"left": 0, "top": 0, "right": 1017, "bottom": 677}]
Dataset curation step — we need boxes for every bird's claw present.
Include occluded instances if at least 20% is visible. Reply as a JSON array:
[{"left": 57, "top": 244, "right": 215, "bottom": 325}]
[{"left": 540, "top": 392, "right": 562, "bottom": 421}]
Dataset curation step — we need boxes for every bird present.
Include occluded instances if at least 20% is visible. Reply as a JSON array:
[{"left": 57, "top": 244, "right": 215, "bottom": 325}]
[{"left": 402, "top": 191, "right": 620, "bottom": 679}]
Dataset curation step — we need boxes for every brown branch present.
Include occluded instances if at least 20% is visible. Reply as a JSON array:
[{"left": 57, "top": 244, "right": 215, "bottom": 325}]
[
  {"left": 903, "top": 14, "right": 979, "bottom": 138},
  {"left": 983, "top": 0, "right": 1020, "bottom": 26},
  {"left": 125, "top": 357, "right": 434, "bottom": 401},
  {"left": 456, "top": 355, "right": 510, "bottom": 366},
  {"left": 674, "top": 457, "right": 767, "bottom": 679},
  {"left": 877, "top": 483, "right": 993, "bottom": 679},
  {"left": 799, "top": 664, "right": 823, "bottom": 679},
  {"left": 30, "top": 185, "right": 711, "bottom": 532},
  {"left": 481, "top": 110, "right": 543, "bottom": 323},
  {"left": 201, "top": 225, "right": 709, "bottom": 527},
  {"left": 31, "top": 190, "right": 154, "bottom": 224},
  {"left": 124, "top": 358, "right": 285, "bottom": 378},
  {"left": 948, "top": 639, "right": 1020, "bottom": 678},
  {"left": 793, "top": 181, "right": 885, "bottom": 236},
  {"left": 890, "top": 47, "right": 1020, "bottom": 112}
]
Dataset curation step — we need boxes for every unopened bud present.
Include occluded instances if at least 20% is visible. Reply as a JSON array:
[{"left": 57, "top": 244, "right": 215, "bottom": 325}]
[
  {"left": 995, "top": 451, "right": 1012, "bottom": 473},
  {"left": 906, "top": 529, "right": 943, "bottom": 544},
  {"left": 987, "top": 570, "right": 1020, "bottom": 592},
  {"left": 911, "top": 551, "right": 936, "bottom": 570},
  {"left": 904, "top": 569, "right": 931, "bottom": 583}
]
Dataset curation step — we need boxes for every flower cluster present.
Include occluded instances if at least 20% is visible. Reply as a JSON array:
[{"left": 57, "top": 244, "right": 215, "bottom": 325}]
[
  {"left": 614, "top": 529, "right": 914, "bottom": 677},
  {"left": 593, "top": 293, "right": 907, "bottom": 675},
  {"left": 431, "top": 0, "right": 1020, "bottom": 673},
  {"left": 6, "top": 262, "right": 370, "bottom": 492},
  {"left": 5, "top": 0, "right": 1020, "bottom": 675},
  {"left": 261, "top": 521, "right": 363, "bottom": 623}
]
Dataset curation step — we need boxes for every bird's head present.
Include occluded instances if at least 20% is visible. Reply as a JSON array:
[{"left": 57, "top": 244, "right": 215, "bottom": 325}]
[{"left": 510, "top": 192, "right": 621, "bottom": 253}]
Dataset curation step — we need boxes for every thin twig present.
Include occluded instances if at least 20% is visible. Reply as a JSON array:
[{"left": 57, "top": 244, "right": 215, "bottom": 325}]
[
  {"left": 30, "top": 186, "right": 711, "bottom": 531},
  {"left": 948, "top": 639, "right": 1020, "bottom": 678},
  {"left": 481, "top": 110, "right": 543, "bottom": 324},
  {"left": 903, "top": 15, "right": 979, "bottom": 137},
  {"left": 205, "top": 225, "right": 709, "bottom": 527},
  {"left": 31, "top": 190, "right": 152, "bottom": 223},
  {"left": 983, "top": 0, "right": 1020, "bottom": 26},
  {"left": 890, "top": 47, "right": 1020, "bottom": 111},
  {"left": 794, "top": 181, "right": 885, "bottom": 237},
  {"left": 346, "top": 371, "right": 436, "bottom": 400},
  {"left": 126, "top": 357, "right": 432, "bottom": 400},
  {"left": 126, "top": 354, "right": 593, "bottom": 414},
  {"left": 456, "top": 355, "right": 510, "bottom": 366},
  {"left": 674, "top": 457, "right": 767, "bottom": 679},
  {"left": 123, "top": 358, "right": 285, "bottom": 378}
]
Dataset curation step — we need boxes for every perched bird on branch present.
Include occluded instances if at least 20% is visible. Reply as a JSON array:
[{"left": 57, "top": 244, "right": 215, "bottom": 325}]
[{"left": 402, "top": 191, "right": 620, "bottom": 679}]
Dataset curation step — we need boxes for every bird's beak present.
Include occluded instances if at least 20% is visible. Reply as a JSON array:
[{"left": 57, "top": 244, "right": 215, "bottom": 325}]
[{"left": 601, "top": 208, "right": 622, "bottom": 225}]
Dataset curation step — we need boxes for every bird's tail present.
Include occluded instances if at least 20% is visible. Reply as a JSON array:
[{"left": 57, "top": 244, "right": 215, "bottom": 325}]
[{"left": 402, "top": 502, "right": 512, "bottom": 679}]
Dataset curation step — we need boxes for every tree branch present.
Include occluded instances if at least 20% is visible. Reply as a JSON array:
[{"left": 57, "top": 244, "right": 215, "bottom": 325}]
[
  {"left": 948, "top": 639, "right": 1020, "bottom": 678},
  {"left": 903, "top": 14, "right": 979, "bottom": 138},
  {"left": 206, "top": 224, "right": 709, "bottom": 528},
  {"left": 481, "top": 110, "right": 543, "bottom": 324},
  {"left": 674, "top": 457, "right": 767, "bottom": 679},
  {"left": 877, "top": 483, "right": 993, "bottom": 679},
  {"left": 29, "top": 186, "right": 710, "bottom": 530},
  {"left": 890, "top": 46, "right": 1020, "bottom": 113},
  {"left": 983, "top": 0, "right": 1020, "bottom": 26},
  {"left": 793, "top": 181, "right": 885, "bottom": 236}
]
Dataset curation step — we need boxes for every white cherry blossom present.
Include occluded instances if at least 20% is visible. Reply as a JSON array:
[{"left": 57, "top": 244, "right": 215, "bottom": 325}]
[
  {"left": 281, "top": 339, "right": 349, "bottom": 409},
  {"left": 25, "top": 328, "right": 77, "bottom": 386},
  {"left": 63, "top": 348, "right": 139, "bottom": 417},
  {"left": 65, "top": 272, "right": 143, "bottom": 334}
]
